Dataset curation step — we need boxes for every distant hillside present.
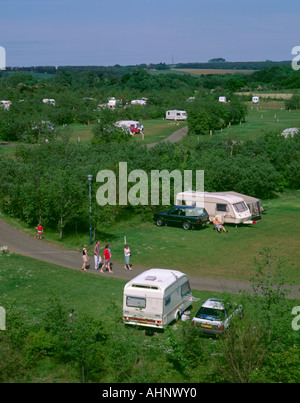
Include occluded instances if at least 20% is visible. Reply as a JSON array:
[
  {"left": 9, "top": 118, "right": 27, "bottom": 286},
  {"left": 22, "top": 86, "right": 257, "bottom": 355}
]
[{"left": 173, "top": 60, "right": 291, "bottom": 71}]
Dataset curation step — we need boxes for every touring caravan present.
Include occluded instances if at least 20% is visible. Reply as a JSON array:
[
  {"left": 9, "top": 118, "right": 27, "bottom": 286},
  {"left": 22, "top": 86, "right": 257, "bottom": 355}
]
[
  {"left": 175, "top": 191, "right": 253, "bottom": 224},
  {"left": 219, "top": 96, "right": 226, "bottom": 103},
  {"left": 43, "top": 99, "right": 55, "bottom": 106},
  {"left": 115, "top": 120, "right": 140, "bottom": 134},
  {"left": 123, "top": 269, "right": 193, "bottom": 329},
  {"left": 165, "top": 110, "right": 187, "bottom": 120},
  {"left": 252, "top": 96, "right": 260, "bottom": 103},
  {"left": 224, "top": 191, "right": 262, "bottom": 221},
  {"left": 131, "top": 99, "right": 147, "bottom": 105},
  {"left": 0, "top": 100, "right": 11, "bottom": 110}
]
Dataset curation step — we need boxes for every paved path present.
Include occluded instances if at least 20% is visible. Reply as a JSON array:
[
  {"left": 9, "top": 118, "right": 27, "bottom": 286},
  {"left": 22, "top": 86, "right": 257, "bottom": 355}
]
[
  {"left": 1, "top": 219, "right": 299, "bottom": 298},
  {"left": 147, "top": 126, "right": 188, "bottom": 148}
]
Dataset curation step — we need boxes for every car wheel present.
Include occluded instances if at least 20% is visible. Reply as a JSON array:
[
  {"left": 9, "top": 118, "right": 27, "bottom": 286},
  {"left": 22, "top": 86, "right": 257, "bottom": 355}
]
[
  {"left": 182, "top": 221, "right": 191, "bottom": 230},
  {"left": 156, "top": 218, "right": 164, "bottom": 227}
]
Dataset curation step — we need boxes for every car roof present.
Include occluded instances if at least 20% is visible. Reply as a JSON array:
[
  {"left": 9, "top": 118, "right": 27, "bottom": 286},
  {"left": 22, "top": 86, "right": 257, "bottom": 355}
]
[
  {"left": 202, "top": 298, "right": 225, "bottom": 310},
  {"left": 173, "top": 205, "right": 199, "bottom": 209}
]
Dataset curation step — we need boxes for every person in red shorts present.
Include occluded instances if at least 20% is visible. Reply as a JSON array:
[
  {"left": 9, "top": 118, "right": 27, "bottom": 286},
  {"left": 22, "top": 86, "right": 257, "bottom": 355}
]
[
  {"left": 36, "top": 223, "right": 43, "bottom": 240},
  {"left": 102, "top": 245, "right": 113, "bottom": 273}
]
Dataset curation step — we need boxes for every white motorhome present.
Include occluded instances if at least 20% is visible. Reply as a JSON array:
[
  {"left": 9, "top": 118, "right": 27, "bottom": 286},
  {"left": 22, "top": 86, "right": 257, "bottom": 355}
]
[
  {"left": 252, "top": 96, "right": 259, "bottom": 103},
  {"left": 175, "top": 190, "right": 253, "bottom": 224},
  {"left": 123, "top": 269, "right": 193, "bottom": 329},
  {"left": 165, "top": 110, "right": 187, "bottom": 120}
]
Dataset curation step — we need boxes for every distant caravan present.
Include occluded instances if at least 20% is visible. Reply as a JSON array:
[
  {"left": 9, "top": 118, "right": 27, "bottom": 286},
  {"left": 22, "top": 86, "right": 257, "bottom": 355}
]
[{"left": 165, "top": 110, "right": 187, "bottom": 120}]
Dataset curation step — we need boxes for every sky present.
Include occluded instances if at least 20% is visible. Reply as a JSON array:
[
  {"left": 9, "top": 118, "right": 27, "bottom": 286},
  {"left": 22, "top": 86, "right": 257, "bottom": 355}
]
[{"left": 0, "top": 0, "right": 300, "bottom": 67}]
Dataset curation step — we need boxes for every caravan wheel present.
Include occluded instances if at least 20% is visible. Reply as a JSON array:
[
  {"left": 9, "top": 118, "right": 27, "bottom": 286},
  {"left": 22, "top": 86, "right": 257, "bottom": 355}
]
[{"left": 175, "top": 310, "right": 181, "bottom": 322}]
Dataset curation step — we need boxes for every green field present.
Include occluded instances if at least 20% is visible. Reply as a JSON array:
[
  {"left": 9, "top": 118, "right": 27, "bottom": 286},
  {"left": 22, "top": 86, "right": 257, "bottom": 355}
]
[
  {"left": 69, "top": 119, "right": 186, "bottom": 145},
  {"left": 215, "top": 104, "right": 300, "bottom": 140}
]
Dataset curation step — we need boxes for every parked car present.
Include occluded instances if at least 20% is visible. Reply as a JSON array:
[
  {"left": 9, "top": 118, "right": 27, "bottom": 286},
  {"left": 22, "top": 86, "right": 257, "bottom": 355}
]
[
  {"left": 153, "top": 205, "right": 209, "bottom": 230},
  {"left": 130, "top": 125, "right": 140, "bottom": 134},
  {"left": 191, "top": 298, "right": 243, "bottom": 335}
]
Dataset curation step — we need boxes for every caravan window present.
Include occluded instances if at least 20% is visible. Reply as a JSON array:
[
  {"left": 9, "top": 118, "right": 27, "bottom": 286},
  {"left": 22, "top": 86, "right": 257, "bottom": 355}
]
[
  {"left": 233, "top": 202, "right": 248, "bottom": 213},
  {"left": 164, "top": 295, "right": 171, "bottom": 306},
  {"left": 181, "top": 281, "right": 191, "bottom": 297},
  {"left": 216, "top": 204, "right": 228, "bottom": 212},
  {"left": 126, "top": 296, "right": 146, "bottom": 308}
]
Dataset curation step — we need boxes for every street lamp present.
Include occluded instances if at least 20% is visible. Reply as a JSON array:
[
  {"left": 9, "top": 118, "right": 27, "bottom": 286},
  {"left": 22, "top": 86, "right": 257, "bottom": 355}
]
[
  {"left": 87, "top": 174, "right": 93, "bottom": 245},
  {"left": 98, "top": 119, "right": 101, "bottom": 137}
]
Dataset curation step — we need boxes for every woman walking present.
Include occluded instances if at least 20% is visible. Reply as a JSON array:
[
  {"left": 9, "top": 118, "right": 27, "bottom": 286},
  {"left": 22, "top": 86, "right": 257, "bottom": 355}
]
[
  {"left": 124, "top": 244, "right": 132, "bottom": 271},
  {"left": 81, "top": 245, "right": 89, "bottom": 271},
  {"left": 102, "top": 245, "right": 113, "bottom": 273}
]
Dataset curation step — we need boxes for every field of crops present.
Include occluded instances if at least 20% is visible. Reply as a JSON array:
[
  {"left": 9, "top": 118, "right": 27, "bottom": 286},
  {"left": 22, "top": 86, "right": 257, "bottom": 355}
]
[{"left": 172, "top": 68, "right": 256, "bottom": 75}]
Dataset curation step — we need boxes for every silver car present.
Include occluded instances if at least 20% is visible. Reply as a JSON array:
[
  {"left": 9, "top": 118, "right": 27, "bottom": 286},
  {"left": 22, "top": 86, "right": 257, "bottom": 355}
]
[{"left": 191, "top": 298, "right": 243, "bottom": 335}]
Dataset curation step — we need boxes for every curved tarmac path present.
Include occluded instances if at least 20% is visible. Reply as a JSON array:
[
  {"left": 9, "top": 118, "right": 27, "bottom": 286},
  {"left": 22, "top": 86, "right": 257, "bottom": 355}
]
[
  {"left": 1, "top": 219, "right": 299, "bottom": 298},
  {"left": 146, "top": 126, "right": 188, "bottom": 148}
]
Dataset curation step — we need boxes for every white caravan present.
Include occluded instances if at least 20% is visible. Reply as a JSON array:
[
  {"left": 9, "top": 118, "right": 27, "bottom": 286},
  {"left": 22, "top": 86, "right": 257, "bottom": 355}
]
[
  {"left": 123, "top": 268, "right": 193, "bottom": 329},
  {"left": 0, "top": 100, "right": 11, "bottom": 110},
  {"left": 115, "top": 120, "right": 140, "bottom": 134},
  {"left": 252, "top": 96, "right": 260, "bottom": 103},
  {"left": 165, "top": 110, "right": 187, "bottom": 120},
  {"left": 175, "top": 190, "right": 253, "bottom": 224},
  {"left": 224, "top": 191, "right": 262, "bottom": 222},
  {"left": 131, "top": 99, "right": 147, "bottom": 105},
  {"left": 107, "top": 97, "right": 121, "bottom": 109},
  {"left": 219, "top": 96, "right": 226, "bottom": 103},
  {"left": 43, "top": 98, "right": 55, "bottom": 106}
]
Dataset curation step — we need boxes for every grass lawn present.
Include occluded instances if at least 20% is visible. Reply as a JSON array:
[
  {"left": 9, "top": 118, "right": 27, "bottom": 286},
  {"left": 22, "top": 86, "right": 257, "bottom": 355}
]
[
  {"left": 100, "top": 191, "right": 300, "bottom": 284},
  {"left": 215, "top": 105, "right": 300, "bottom": 140},
  {"left": 0, "top": 252, "right": 216, "bottom": 322}
]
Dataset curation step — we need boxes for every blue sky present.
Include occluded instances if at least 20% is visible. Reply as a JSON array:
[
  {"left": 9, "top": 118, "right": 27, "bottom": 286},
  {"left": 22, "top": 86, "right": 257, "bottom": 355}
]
[{"left": 1, "top": 0, "right": 299, "bottom": 66}]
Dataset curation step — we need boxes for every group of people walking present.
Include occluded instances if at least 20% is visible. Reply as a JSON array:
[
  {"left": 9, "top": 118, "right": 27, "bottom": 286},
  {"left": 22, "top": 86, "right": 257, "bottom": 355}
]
[{"left": 81, "top": 241, "right": 132, "bottom": 273}]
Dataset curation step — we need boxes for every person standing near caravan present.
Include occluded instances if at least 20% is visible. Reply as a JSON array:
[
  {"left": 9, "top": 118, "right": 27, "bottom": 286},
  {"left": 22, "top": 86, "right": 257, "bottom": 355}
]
[{"left": 124, "top": 244, "right": 132, "bottom": 271}]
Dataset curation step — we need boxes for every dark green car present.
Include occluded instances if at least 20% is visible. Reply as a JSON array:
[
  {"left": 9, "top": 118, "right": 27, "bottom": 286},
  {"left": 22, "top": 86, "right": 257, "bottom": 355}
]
[{"left": 153, "top": 205, "right": 210, "bottom": 230}]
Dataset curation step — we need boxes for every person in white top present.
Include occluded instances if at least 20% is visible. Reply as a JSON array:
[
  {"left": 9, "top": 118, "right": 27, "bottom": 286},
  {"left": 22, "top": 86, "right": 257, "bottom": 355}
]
[{"left": 124, "top": 244, "right": 132, "bottom": 271}]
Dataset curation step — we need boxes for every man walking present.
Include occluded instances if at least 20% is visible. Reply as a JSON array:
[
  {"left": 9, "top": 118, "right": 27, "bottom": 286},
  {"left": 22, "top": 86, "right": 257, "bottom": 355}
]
[{"left": 94, "top": 240, "right": 101, "bottom": 270}]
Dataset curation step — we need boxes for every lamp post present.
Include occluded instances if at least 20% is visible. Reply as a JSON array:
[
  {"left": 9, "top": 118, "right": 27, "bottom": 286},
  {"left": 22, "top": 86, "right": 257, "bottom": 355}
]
[
  {"left": 98, "top": 119, "right": 101, "bottom": 137},
  {"left": 87, "top": 174, "right": 93, "bottom": 245}
]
